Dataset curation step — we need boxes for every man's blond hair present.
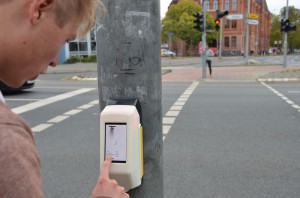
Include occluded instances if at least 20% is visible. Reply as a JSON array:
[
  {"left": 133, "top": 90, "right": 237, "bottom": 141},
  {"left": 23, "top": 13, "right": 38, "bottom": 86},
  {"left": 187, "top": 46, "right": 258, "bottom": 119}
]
[{"left": 55, "top": 0, "right": 103, "bottom": 38}]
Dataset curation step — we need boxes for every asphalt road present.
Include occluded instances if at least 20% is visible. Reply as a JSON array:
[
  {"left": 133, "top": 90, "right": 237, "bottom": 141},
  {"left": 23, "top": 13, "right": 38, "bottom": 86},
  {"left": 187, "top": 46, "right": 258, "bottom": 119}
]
[{"left": 3, "top": 74, "right": 300, "bottom": 198}]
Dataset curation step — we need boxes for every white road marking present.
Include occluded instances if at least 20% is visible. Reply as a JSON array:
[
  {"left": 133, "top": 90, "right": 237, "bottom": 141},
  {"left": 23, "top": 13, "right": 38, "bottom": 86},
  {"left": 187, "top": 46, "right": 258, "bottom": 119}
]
[
  {"left": 78, "top": 104, "right": 94, "bottom": 109},
  {"left": 64, "top": 109, "right": 82, "bottom": 115},
  {"left": 180, "top": 94, "right": 190, "bottom": 98},
  {"left": 166, "top": 111, "right": 180, "bottom": 117},
  {"left": 47, "top": 115, "right": 69, "bottom": 123},
  {"left": 174, "top": 101, "right": 186, "bottom": 106},
  {"left": 261, "top": 82, "right": 300, "bottom": 112},
  {"left": 32, "top": 124, "right": 53, "bottom": 132},
  {"left": 89, "top": 100, "right": 99, "bottom": 105},
  {"left": 170, "top": 105, "right": 183, "bottom": 111},
  {"left": 286, "top": 100, "right": 295, "bottom": 105},
  {"left": 5, "top": 99, "right": 41, "bottom": 101},
  {"left": 12, "top": 88, "right": 95, "bottom": 114},
  {"left": 163, "top": 125, "right": 172, "bottom": 135},
  {"left": 163, "top": 117, "right": 176, "bottom": 125},
  {"left": 163, "top": 81, "right": 199, "bottom": 141},
  {"left": 177, "top": 97, "right": 188, "bottom": 102},
  {"left": 33, "top": 87, "right": 91, "bottom": 89}
]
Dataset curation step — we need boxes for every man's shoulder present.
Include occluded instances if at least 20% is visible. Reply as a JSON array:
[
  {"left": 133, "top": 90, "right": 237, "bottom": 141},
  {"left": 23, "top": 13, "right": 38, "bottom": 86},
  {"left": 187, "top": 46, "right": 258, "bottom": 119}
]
[
  {"left": 0, "top": 103, "right": 30, "bottom": 129},
  {"left": 0, "top": 103, "right": 43, "bottom": 198},
  {"left": 0, "top": 102, "right": 33, "bottom": 141}
]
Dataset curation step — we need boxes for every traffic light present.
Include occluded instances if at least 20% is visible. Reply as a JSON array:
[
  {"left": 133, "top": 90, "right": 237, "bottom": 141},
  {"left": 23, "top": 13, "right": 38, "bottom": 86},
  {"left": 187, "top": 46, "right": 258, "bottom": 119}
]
[
  {"left": 193, "top": 12, "right": 204, "bottom": 32},
  {"left": 281, "top": 19, "right": 289, "bottom": 32},
  {"left": 287, "top": 22, "right": 297, "bottom": 32},
  {"left": 281, "top": 19, "right": 297, "bottom": 32},
  {"left": 215, "top": 10, "right": 228, "bottom": 32},
  {"left": 216, "top": 10, "right": 229, "bottom": 19},
  {"left": 215, "top": 19, "right": 220, "bottom": 31}
]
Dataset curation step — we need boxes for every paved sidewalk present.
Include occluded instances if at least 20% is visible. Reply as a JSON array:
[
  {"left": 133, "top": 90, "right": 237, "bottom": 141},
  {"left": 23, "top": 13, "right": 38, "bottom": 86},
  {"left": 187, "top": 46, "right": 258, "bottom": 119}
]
[
  {"left": 162, "top": 65, "right": 300, "bottom": 82},
  {"left": 46, "top": 62, "right": 300, "bottom": 83}
]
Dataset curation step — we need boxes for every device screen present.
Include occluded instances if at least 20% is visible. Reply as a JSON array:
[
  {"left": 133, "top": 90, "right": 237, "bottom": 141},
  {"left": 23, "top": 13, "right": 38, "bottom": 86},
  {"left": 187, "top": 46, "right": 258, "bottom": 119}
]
[{"left": 105, "top": 123, "right": 127, "bottom": 163}]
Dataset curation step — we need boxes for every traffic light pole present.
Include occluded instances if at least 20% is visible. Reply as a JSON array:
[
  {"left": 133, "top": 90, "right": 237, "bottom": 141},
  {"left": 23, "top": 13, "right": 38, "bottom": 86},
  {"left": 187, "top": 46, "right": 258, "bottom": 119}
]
[
  {"left": 283, "top": 0, "right": 289, "bottom": 67},
  {"left": 96, "top": 0, "right": 163, "bottom": 197},
  {"left": 218, "top": 19, "right": 223, "bottom": 58},
  {"left": 202, "top": 1, "right": 207, "bottom": 79},
  {"left": 245, "top": 0, "right": 250, "bottom": 64}
]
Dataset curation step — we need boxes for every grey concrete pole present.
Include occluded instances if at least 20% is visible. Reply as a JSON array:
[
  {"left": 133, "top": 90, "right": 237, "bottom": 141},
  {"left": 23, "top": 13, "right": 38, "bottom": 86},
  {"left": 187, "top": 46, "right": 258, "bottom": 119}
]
[
  {"left": 218, "top": 0, "right": 224, "bottom": 59},
  {"left": 245, "top": 0, "right": 250, "bottom": 64},
  {"left": 202, "top": 0, "right": 207, "bottom": 79},
  {"left": 96, "top": 1, "right": 163, "bottom": 197},
  {"left": 283, "top": 0, "right": 289, "bottom": 67},
  {"left": 218, "top": 19, "right": 223, "bottom": 58}
]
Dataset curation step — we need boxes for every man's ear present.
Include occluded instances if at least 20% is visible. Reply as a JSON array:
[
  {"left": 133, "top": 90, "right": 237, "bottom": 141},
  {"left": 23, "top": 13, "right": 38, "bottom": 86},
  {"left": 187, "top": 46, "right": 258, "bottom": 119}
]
[{"left": 29, "top": 0, "right": 55, "bottom": 25}]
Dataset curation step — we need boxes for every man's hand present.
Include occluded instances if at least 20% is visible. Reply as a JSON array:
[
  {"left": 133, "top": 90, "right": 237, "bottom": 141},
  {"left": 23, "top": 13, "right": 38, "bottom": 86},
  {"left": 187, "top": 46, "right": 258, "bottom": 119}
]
[{"left": 91, "top": 157, "right": 129, "bottom": 198}]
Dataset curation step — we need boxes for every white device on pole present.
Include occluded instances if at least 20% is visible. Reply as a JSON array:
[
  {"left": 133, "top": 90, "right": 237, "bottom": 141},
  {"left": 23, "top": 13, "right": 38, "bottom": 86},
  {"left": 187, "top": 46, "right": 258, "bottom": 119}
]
[{"left": 100, "top": 99, "right": 144, "bottom": 191}]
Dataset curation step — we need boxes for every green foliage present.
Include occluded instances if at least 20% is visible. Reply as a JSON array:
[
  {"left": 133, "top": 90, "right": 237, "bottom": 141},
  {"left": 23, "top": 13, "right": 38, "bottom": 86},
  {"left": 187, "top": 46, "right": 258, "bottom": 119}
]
[
  {"left": 81, "top": 55, "right": 97, "bottom": 63},
  {"left": 162, "top": 0, "right": 216, "bottom": 46},
  {"left": 270, "top": 6, "right": 300, "bottom": 49},
  {"left": 64, "top": 55, "right": 97, "bottom": 64},
  {"left": 64, "top": 56, "right": 79, "bottom": 64},
  {"left": 269, "top": 14, "right": 282, "bottom": 47}
]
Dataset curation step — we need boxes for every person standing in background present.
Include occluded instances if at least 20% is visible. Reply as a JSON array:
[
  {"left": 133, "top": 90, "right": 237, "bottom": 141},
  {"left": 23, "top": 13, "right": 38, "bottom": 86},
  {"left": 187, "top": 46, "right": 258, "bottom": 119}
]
[{"left": 206, "top": 49, "right": 214, "bottom": 76}]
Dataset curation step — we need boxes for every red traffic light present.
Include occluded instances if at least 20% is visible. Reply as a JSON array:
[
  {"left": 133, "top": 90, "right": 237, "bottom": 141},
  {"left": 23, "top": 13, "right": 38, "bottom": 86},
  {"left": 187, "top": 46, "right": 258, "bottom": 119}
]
[{"left": 215, "top": 19, "right": 220, "bottom": 25}]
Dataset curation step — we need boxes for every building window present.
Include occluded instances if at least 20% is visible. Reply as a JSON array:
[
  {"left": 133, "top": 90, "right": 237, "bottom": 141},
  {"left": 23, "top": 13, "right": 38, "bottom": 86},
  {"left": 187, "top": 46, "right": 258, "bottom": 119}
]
[
  {"left": 91, "top": 42, "right": 97, "bottom": 51},
  {"left": 69, "top": 42, "right": 88, "bottom": 52},
  {"left": 232, "top": 0, "right": 237, "bottom": 10},
  {"left": 231, "top": 36, "right": 237, "bottom": 48},
  {"left": 225, "top": 37, "right": 230, "bottom": 47},
  {"left": 225, "top": 19, "right": 229, "bottom": 29},
  {"left": 232, "top": 20, "right": 237, "bottom": 28},
  {"left": 213, "top": 0, "right": 218, "bottom": 10},
  {"left": 204, "top": 1, "right": 210, "bottom": 10},
  {"left": 225, "top": 0, "right": 229, "bottom": 10}
]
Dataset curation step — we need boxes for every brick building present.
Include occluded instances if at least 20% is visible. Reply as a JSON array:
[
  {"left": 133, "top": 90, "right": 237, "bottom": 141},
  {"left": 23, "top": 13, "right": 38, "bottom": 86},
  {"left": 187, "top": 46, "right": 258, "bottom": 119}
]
[{"left": 169, "top": 0, "right": 271, "bottom": 56}]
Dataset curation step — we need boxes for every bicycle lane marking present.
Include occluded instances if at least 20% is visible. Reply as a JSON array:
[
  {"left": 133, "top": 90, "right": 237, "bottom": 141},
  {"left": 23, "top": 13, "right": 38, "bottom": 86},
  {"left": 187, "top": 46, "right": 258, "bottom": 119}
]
[
  {"left": 12, "top": 88, "right": 95, "bottom": 114},
  {"left": 163, "top": 81, "right": 199, "bottom": 141},
  {"left": 261, "top": 82, "right": 300, "bottom": 112},
  {"left": 32, "top": 100, "right": 99, "bottom": 133}
]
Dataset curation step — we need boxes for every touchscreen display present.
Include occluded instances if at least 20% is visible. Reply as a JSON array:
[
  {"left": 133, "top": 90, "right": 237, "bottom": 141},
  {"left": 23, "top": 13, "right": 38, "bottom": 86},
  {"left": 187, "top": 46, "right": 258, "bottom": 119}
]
[{"left": 105, "top": 123, "right": 127, "bottom": 163}]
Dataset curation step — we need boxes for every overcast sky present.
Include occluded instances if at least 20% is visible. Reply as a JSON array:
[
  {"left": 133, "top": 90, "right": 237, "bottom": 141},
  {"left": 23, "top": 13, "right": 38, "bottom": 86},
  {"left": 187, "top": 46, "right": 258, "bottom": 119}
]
[{"left": 160, "top": 0, "right": 300, "bottom": 19}]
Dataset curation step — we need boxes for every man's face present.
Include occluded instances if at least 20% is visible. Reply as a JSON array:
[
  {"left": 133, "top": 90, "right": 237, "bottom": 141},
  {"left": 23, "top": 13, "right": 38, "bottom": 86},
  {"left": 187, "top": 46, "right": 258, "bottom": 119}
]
[{"left": 0, "top": 0, "right": 78, "bottom": 88}]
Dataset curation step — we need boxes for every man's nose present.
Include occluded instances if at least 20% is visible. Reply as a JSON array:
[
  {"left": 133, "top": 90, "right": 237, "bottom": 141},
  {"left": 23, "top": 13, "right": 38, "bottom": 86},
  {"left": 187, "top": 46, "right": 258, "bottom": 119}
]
[{"left": 49, "top": 54, "right": 59, "bottom": 67}]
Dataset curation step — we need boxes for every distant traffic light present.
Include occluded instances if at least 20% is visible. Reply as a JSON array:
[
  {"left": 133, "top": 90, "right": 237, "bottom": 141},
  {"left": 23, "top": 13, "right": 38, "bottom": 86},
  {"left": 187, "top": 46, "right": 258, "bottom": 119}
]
[
  {"left": 281, "top": 19, "right": 289, "bottom": 32},
  {"left": 281, "top": 19, "right": 297, "bottom": 32},
  {"left": 193, "top": 12, "right": 204, "bottom": 32},
  {"left": 215, "top": 19, "right": 220, "bottom": 31},
  {"left": 287, "top": 22, "right": 297, "bottom": 32},
  {"left": 216, "top": 10, "right": 229, "bottom": 19}
]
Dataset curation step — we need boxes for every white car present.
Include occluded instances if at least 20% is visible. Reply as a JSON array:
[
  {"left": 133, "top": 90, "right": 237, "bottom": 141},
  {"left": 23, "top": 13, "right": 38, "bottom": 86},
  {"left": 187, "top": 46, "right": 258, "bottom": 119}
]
[{"left": 161, "top": 49, "right": 176, "bottom": 57}]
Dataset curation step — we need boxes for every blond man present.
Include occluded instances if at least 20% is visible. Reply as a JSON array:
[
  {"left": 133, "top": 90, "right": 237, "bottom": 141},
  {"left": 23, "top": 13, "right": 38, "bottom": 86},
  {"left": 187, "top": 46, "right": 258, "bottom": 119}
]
[{"left": 0, "top": 0, "right": 128, "bottom": 197}]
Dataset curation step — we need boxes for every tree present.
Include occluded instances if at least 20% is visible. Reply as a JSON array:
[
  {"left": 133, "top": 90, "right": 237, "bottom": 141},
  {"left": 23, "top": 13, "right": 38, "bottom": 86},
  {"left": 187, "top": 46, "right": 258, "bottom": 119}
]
[
  {"left": 161, "top": 0, "right": 216, "bottom": 47},
  {"left": 269, "top": 14, "right": 282, "bottom": 48}
]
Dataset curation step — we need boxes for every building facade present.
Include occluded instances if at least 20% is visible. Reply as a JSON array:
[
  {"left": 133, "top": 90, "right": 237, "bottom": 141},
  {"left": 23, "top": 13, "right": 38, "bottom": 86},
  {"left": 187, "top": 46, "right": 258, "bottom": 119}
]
[
  {"left": 168, "top": 0, "right": 271, "bottom": 55},
  {"left": 58, "top": 28, "right": 97, "bottom": 64}
]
